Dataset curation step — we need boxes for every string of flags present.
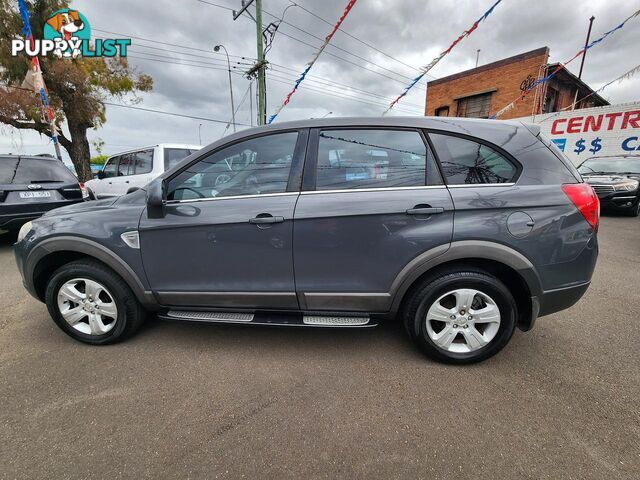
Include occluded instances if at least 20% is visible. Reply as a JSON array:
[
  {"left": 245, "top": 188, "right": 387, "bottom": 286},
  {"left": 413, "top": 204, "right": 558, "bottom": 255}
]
[
  {"left": 267, "top": 0, "right": 358, "bottom": 124},
  {"left": 16, "top": 0, "right": 60, "bottom": 149},
  {"left": 383, "top": 0, "right": 503, "bottom": 115},
  {"left": 491, "top": 8, "right": 640, "bottom": 119},
  {"left": 540, "top": 63, "right": 640, "bottom": 124}
]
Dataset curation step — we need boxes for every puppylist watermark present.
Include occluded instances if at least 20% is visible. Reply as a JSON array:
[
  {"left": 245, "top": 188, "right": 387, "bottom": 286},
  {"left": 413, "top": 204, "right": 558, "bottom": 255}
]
[{"left": 12, "top": 8, "right": 130, "bottom": 59}]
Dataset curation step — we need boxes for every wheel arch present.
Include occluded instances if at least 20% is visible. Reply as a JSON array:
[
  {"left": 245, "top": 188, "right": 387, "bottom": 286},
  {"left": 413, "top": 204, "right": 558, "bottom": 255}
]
[
  {"left": 26, "top": 237, "right": 156, "bottom": 308},
  {"left": 390, "top": 241, "right": 542, "bottom": 331}
]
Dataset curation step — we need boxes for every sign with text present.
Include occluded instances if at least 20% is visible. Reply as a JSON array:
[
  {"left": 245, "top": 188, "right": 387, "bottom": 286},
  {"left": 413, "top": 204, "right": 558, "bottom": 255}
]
[{"left": 515, "top": 102, "right": 640, "bottom": 165}]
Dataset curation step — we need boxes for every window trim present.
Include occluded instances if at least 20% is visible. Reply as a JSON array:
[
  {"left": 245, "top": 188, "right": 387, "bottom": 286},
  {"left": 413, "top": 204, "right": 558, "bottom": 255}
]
[
  {"left": 302, "top": 126, "right": 443, "bottom": 193},
  {"left": 424, "top": 129, "right": 523, "bottom": 186},
  {"left": 164, "top": 129, "right": 307, "bottom": 204}
]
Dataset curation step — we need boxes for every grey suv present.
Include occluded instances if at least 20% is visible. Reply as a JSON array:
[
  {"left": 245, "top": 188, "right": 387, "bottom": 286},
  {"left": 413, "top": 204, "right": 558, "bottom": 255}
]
[{"left": 14, "top": 117, "right": 599, "bottom": 364}]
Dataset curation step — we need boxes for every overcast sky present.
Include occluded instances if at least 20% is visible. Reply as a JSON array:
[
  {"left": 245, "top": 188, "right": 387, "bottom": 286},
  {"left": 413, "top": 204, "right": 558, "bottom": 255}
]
[{"left": 2, "top": 0, "right": 639, "bottom": 160}]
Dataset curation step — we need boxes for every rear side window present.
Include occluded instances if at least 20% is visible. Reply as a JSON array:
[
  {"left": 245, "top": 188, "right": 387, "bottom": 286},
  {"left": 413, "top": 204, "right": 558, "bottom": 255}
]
[
  {"left": 430, "top": 134, "right": 517, "bottom": 184},
  {"left": 132, "top": 149, "right": 153, "bottom": 175},
  {"left": 165, "top": 148, "right": 195, "bottom": 170},
  {"left": 102, "top": 157, "right": 118, "bottom": 178},
  {"left": 118, "top": 154, "right": 133, "bottom": 176},
  {"left": 316, "top": 129, "right": 441, "bottom": 190},
  {"left": 2, "top": 157, "right": 77, "bottom": 184}
]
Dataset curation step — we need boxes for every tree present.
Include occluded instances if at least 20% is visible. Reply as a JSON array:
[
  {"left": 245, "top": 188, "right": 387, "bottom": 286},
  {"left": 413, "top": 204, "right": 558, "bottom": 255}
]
[{"left": 0, "top": 0, "right": 152, "bottom": 181}]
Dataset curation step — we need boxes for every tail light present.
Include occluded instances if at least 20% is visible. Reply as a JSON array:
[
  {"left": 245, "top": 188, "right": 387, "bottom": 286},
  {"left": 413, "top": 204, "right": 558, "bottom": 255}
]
[
  {"left": 562, "top": 183, "right": 600, "bottom": 231},
  {"left": 79, "top": 182, "right": 89, "bottom": 199}
]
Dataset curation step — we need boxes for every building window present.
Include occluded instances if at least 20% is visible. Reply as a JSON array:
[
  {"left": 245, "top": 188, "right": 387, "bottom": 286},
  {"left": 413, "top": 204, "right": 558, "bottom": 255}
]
[
  {"left": 435, "top": 106, "right": 449, "bottom": 117},
  {"left": 456, "top": 93, "right": 492, "bottom": 118},
  {"left": 543, "top": 87, "right": 559, "bottom": 113}
]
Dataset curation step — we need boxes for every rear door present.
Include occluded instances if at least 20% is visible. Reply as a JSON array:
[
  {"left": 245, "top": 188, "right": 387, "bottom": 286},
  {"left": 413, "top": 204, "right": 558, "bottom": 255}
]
[{"left": 293, "top": 128, "right": 454, "bottom": 312}]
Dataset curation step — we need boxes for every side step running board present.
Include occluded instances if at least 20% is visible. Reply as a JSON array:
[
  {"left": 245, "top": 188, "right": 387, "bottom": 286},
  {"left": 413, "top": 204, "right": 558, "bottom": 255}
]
[
  {"left": 166, "top": 311, "right": 254, "bottom": 323},
  {"left": 303, "top": 315, "right": 369, "bottom": 326},
  {"left": 162, "top": 310, "right": 373, "bottom": 328}
]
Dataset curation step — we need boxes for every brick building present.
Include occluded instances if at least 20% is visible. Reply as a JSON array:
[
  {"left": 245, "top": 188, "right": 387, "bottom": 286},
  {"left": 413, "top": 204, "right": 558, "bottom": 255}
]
[{"left": 424, "top": 47, "right": 608, "bottom": 120}]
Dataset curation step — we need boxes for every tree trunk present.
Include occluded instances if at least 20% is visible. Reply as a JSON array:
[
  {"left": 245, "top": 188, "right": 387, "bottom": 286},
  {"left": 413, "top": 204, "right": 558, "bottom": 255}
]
[{"left": 66, "top": 123, "right": 93, "bottom": 183}]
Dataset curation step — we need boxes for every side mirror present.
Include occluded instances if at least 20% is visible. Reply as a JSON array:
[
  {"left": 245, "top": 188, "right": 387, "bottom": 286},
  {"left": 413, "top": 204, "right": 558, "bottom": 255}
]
[
  {"left": 147, "top": 178, "right": 167, "bottom": 219},
  {"left": 97, "top": 170, "right": 105, "bottom": 180}
]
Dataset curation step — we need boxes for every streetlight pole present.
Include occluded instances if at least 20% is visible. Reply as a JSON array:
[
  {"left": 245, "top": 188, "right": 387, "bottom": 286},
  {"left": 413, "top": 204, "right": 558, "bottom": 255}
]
[
  {"left": 214, "top": 44, "right": 236, "bottom": 133},
  {"left": 198, "top": 123, "right": 203, "bottom": 145}
]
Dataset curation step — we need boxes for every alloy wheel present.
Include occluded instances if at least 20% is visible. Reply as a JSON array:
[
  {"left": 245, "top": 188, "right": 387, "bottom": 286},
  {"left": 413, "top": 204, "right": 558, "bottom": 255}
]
[
  {"left": 425, "top": 288, "right": 501, "bottom": 353},
  {"left": 56, "top": 278, "right": 118, "bottom": 335}
]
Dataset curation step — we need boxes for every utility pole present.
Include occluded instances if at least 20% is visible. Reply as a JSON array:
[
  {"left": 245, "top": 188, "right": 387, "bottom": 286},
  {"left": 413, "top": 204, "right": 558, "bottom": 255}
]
[
  {"left": 578, "top": 16, "right": 595, "bottom": 79},
  {"left": 233, "top": 0, "right": 267, "bottom": 125},
  {"left": 255, "top": 0, "right": 266, "bottom": 125},
  {"left": 572, "top": 15, "right": 595, "bottom": 110}
]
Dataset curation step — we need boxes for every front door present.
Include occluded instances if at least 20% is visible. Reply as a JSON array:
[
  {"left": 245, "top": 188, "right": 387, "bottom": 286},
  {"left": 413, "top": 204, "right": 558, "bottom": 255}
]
[
  {"left": 139, "top": 130, "right": 307, "bottom": 309},
  {"left": 293, "top": 128, "right": 454, "bottom": 312}
]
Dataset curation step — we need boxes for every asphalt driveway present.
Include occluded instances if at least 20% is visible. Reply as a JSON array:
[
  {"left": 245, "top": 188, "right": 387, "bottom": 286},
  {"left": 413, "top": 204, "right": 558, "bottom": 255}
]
[{"left": 1, "top": 215, "right": 638, "bottom": 479}]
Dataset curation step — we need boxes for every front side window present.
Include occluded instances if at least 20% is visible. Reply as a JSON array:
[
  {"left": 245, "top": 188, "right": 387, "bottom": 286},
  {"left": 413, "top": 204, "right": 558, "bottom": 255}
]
[
  {"left": 168, "top": 132, "right": 298, "bottom": 201},
  {"left": 430, "top": 134, "right": 517, "bottom": 185},
  {"left": 102, "top": 157, "right": 118, "bottom": 178},
  {"left": 315, "top": 129, "right": 441, "bottom": 190},
  {"left": 132, "top": 149, "right": 153, "bottom": 175}
]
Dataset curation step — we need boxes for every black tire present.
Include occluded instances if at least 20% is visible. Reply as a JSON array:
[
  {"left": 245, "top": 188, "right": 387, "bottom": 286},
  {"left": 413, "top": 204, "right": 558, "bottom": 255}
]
[
  {"left": 45, "top": 260, "right": 145, "bottom": 345},
  {"left": 403, "top": 270, "right": 517, "bottom": 364}
]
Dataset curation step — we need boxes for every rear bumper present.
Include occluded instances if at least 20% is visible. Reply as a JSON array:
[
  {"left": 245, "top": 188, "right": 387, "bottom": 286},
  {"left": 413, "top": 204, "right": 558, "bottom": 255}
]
[
  {"left": 0, "top": 200, "right": 83, "bottom": 229},
  {"left": 538, "top": 281, "right": 591, "bottom": 317}
]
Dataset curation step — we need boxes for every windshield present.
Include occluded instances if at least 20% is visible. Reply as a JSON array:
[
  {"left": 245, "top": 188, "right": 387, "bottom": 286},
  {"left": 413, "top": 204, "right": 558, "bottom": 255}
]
[
  {"left": 0, "top": 157, "right": 77, "bottom": 184},
  {"left": 578, "top": 157, "right": 640, "bottom": 175}
]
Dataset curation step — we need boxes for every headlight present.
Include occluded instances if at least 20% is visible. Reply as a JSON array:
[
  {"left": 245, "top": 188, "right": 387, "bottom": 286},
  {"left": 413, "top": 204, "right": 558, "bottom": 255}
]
[
  {"left": 614, "top": 180, "right": 639, "bottom": 191},
  {"left": 17, "top": 221, "right": 33, "bottom": 243}
]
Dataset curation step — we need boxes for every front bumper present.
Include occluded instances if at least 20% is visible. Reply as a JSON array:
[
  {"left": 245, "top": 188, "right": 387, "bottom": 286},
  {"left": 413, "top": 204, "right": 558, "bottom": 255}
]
[{"left": 596, "top": 191, "right": 639, "bottom": 210}]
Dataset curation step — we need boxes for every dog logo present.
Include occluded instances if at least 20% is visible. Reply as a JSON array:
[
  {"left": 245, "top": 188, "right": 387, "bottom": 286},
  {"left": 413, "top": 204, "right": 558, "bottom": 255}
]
[{"left": 43, "top": 9, "right": 91, "bottom": 58}]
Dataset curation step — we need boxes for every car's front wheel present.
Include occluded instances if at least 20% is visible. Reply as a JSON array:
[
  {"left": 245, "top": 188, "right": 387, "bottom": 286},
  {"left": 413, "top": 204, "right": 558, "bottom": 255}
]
[
  {"left": 45, "top": 260, "right": 145, "bottom": 344},
  {"left": 403, "top": 270, "right": 517, "bottom": 364}
]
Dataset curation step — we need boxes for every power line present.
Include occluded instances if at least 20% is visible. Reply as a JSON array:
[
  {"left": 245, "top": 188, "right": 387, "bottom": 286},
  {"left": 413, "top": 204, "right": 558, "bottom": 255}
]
[
  {"left": 260, "top": 9, "right": 416, "bottom": 82},
  {"left": 195, "top": 0, "right": 426, "bottom": 89},
  {"left": 93, "top": 27, "right": 256, "bottom": 61},
  {"left": 127, "top": 54, "right": 422, "bottom": 113},
  {"left": 288, "top": 0, "right": 427, "bottom": 75},
  {"left": 102, "top": 102, "right": 252, "bottom": 126}
]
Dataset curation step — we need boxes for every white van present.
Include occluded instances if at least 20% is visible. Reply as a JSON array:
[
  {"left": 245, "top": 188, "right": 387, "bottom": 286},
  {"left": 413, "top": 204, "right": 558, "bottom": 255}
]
[{"left": 85, "top": 144, "right": 202, "bottom": 199}]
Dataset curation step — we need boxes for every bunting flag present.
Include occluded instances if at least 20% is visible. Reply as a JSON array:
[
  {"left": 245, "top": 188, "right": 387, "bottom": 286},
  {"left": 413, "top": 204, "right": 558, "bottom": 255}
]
[
  {"left": 267, "top": 0, "right": 358, "bottom": 124},
  {"left": 384, "top": 0, "right": 503, "bottom": 115},
  {"left": 540, "top": 63, "right": 640, "bottom": 123},
  {"left": 491, "top": 8, "right": 640, "bottom": 119},
  {"left": 17, "top": 0, "right": 60, "bottom": 148}
]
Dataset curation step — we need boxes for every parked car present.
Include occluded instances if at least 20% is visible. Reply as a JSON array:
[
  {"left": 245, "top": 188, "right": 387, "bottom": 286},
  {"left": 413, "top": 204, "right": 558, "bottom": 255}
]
[
  {"left": 577, "top": 154, "right": 640, "bottom": 217},
  {"left": 14, "top": 117, "right": 599, "bottom": 364},
  {"left": 0, "top": 154, "right": 87, "bottom": 232},
  {"left": 84, "top": 144, "right": 202, "bottom": 199}
]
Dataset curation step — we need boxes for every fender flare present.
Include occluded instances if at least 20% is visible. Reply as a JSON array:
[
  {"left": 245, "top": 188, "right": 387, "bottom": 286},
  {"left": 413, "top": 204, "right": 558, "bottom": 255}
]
[
  {"left": 26, "top": 236, "right": 156, "bottom": 307},
  {"left": 389, "top": 240, "right": 543, "bottom": 312}
]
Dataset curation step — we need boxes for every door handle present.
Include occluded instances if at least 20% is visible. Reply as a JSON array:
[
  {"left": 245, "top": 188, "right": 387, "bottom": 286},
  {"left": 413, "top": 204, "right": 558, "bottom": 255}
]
[
  {"left": 249, "top": 214, "right": 284, "bottom": 225},
  {"left": 406, "top": 205, "right": 445, "bottom": 215}
]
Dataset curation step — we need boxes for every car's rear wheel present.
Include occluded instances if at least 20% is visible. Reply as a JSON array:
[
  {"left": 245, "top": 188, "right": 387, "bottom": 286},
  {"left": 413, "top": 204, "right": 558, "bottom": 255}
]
[
  {"left": 45, "top": 260, "right": 144, "bottom": 344},
  {"left": 403, "top": 270, "right": 517, "bottom": 364}
]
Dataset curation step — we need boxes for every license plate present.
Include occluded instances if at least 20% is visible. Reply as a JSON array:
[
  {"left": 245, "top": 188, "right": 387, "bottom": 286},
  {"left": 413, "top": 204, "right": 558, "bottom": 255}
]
[{"left": 19, "top": 191, "right": 51, "bottom": 198}]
